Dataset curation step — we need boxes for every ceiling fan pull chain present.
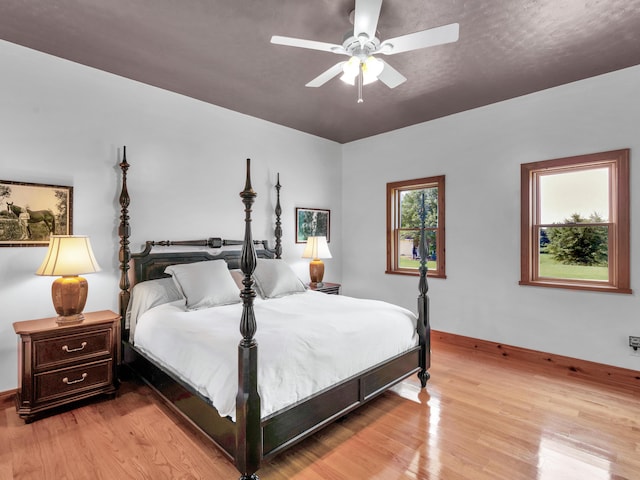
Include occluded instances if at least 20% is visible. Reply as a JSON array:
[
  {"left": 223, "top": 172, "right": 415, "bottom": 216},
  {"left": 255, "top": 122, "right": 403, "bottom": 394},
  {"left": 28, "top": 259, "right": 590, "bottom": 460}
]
[{"left": 357, "top": 63, "right": 364, "bottom": 103}]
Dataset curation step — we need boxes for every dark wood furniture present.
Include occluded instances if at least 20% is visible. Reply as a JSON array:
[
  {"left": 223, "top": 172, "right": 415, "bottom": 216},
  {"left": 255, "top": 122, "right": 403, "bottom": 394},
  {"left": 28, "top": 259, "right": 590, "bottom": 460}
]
[
  {"left": 117, "top": 151, "right": 430, "bottom": 480},
  {"left": 308, "top": 282, "right": 341, "bottom": 294},
  {"left": 13, "top": 310, "right": 120, "bottom": 423}
]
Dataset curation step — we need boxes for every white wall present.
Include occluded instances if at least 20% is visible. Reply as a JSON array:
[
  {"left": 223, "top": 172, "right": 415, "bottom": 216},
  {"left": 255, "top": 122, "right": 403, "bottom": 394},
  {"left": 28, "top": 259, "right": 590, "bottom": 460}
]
[
  {"left": 0, "top": 40, "right": 342, "bottom": 391},
  {"left": 342, "top": 65, "right": 640, "bottom": 370}
]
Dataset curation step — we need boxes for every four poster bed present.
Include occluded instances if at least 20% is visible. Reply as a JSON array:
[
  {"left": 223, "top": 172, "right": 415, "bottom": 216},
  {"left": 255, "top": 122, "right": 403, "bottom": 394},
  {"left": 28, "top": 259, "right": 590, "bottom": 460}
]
[{"left": 117, "top": 151, "right": 431, "bottom": 479}]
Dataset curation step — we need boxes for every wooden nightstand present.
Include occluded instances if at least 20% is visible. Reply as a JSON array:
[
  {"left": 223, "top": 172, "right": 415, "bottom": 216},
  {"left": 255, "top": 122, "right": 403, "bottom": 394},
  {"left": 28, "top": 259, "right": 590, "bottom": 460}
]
[
  {"left": 308, "top": 282, "right": 341, "bottom": 295},
  {"left": 13, "top": 310, "right": 120, "bottom": 422}
]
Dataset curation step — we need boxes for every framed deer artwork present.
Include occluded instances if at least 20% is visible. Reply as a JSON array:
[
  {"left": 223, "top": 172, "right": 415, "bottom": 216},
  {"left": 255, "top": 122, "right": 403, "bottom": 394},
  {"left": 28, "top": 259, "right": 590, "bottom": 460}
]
[{"left": 0, "top": 180, "right": 73, "bottom": 247}]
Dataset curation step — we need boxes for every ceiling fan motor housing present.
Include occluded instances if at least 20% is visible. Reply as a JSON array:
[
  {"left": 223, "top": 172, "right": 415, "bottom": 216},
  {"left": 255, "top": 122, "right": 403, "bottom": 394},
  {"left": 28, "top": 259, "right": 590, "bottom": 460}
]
[{"left": 341, "top": 32, "right": 381, "bottom": 59}]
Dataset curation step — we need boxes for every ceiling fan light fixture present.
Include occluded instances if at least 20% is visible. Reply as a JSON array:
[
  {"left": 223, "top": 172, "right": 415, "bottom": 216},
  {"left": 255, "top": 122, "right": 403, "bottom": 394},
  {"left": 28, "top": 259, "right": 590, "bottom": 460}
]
[
  {"left": 339, "top": 73, "right": 355, "bottom": 85},
  {"left": 340, "top": 73, "right": 377, "bottom": 86},
  {"left": 341, "top": 55, "right": 383, "bottom": 86},
  {"left": 342, "top": 56, "right": 361, "bottom": 79},
  {"left": 363, "top": 55, "right": 384, "bottom": 78}
]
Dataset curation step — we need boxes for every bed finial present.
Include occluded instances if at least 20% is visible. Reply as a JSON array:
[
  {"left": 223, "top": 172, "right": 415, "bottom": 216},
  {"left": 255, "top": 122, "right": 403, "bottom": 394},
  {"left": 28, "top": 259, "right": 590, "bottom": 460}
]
[
  {"left": 243, "top": 158, "right": 255, "bottom": 196},
  {"left": 417, "top": 191, "right": 431, "bottom": 387},
  {"left": 118, "top": 146, "right": 131, "bottom": 326},
  {"left": 274, "top": 173, "right": 282, "bottom": 259}
]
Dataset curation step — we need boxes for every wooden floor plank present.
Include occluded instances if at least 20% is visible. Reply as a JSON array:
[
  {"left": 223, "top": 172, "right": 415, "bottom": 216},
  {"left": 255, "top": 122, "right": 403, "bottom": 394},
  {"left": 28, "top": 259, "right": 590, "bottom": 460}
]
[{"left": 1, "top": 340, "right": 638, "bottom": 479}]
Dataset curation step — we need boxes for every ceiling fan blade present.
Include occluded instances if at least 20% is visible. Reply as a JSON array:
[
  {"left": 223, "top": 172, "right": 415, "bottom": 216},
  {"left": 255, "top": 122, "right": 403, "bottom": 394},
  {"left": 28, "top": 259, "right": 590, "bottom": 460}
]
[
  {"left": 306, "top": 62, "right": 346, "bottom": 87},
  {"left": 271, "top": 35, "right": 346, "bottom": 54},
  {"left": 353, "top": 0, "right": 383, "bottom": 40},
  {"left": 377, "top": 60, "right": 407, "bottom": 88},
  {"left": 379, "top": 23, "right": 459, "bottom": 55}
]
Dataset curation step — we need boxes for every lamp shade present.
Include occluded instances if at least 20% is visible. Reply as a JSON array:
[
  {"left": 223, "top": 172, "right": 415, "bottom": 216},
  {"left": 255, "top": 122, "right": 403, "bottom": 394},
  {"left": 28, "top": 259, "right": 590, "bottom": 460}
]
[
  {"left": 36, "top": 235, "right": 101, "bottom": 276},
  {"left": 302, "top": 236, "right": 332, "bottom": 260}
]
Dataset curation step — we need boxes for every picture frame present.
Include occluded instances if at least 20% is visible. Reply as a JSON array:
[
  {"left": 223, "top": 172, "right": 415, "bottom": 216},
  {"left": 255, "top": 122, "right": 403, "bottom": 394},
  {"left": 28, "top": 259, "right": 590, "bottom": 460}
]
[
  {"left": 296, "top": 207, "right": 330, "bottom": 243},
  {"left": 0, "top": 180, "right": 73, "bottom": 247}
]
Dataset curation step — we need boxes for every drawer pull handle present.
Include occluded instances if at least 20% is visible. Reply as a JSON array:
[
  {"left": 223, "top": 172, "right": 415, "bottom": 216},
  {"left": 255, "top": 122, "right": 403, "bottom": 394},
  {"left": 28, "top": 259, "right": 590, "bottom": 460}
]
[
  {"left": 62, "top": 342, "right": 87, "bottom": 353},
  {"left": 62, "top": 373, "right": 88, "bottom": 385}
]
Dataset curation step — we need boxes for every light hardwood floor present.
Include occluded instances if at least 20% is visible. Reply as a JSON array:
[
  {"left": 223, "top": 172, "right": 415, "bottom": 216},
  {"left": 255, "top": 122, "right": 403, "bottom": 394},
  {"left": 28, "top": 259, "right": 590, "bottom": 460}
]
[{"left": 2, "top": 340, "right": 638, "bottom": 479}]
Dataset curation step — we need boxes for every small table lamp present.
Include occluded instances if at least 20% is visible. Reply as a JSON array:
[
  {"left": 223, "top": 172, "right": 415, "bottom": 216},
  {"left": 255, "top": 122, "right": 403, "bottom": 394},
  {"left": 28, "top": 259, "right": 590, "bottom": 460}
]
[
  {"left": 302, "top": 236, "right": 332, "bottom": 287},
  {"left": 36, "top": 235, "right": 101, "bottom": 325}
]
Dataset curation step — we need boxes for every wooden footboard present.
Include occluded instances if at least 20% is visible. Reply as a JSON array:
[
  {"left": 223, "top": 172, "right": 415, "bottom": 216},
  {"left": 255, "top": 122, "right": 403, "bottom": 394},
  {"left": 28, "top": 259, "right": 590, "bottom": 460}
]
[
  {"left": 261, "top": 347, "right": 421, "bottom": 458},
  {"left": 122, "top": 340, "right": 421, "bottom": 462}
]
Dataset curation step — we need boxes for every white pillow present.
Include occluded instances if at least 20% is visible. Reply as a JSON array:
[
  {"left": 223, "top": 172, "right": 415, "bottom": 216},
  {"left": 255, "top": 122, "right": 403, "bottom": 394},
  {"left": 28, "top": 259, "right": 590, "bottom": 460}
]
[
  {"left": 128, "top": 277, "right": 183, "bottom": 324},
  {"left": 253, "top": 259, "right": 306, "bottom": 298},
  {"left": 127, "top": 277, "right": 185, "bottom": 342},
  {"left": 165, "top": 260, "right": 241, "bottom": 310}
]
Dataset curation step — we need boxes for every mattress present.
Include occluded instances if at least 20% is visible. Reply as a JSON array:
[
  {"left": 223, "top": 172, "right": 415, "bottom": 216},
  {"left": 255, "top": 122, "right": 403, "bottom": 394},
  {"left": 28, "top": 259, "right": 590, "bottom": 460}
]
[{"left": 133, "top": 290, "right": 418, "bottom": 420}]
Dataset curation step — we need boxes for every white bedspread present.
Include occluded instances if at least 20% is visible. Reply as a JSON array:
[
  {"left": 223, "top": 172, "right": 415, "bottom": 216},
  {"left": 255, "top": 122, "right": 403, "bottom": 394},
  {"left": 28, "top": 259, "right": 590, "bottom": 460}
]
[{"left": 133, "top": 290, "right": 418, "bottom": 420}]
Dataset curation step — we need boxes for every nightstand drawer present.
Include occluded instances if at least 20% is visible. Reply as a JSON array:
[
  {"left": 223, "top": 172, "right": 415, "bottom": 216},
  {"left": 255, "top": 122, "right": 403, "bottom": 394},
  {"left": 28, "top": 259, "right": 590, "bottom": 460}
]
[
  {"left": 34, "top": 329, "right": 112, "bottom": 370},
  {"left": 34, "top": 359, "right": 113, "bottom": 404}
]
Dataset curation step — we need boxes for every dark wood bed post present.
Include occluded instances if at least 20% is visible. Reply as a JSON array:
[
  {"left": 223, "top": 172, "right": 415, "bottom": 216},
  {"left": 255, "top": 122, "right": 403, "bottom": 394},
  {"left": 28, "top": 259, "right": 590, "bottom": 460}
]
[
  {"left": 417, "top": 192, "right": 431, "bottom": 387},
  {"left": 236, "top": 159, "right": 262, "bottom": 480},
  {"left": 274, "top": 173, "right": 282, "bottom": 259},
  {"left": 118, "top": 147, "right": 131, "bottom": 326}
]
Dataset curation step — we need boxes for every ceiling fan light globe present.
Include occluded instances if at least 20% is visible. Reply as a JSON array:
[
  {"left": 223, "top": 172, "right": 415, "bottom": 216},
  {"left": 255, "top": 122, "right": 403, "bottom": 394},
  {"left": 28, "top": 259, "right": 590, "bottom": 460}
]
[
  {"left": 342, "top": 56, "right": 361, "bottom": 78},
  {"left": 360, "top": 56, "right": 383, "bottom": 85},
  {"left": 340, "top": 73, "right": 356, "bottom": 85},
  {"left": 364, "top": 56, "right": 384, "bottom": 77},
  {"left": 362, "top": 74, "right": 378, "bottom": 85}
]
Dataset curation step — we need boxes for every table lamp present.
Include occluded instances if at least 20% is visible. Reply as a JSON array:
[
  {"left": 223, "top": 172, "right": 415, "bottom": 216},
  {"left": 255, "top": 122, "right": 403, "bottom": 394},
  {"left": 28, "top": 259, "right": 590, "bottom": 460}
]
[
  {"left": 302, "top": 236, "right": 332, "bottom": 287},
  {"left": 36, "top": 235, "right": 101, "bottom": 324}
]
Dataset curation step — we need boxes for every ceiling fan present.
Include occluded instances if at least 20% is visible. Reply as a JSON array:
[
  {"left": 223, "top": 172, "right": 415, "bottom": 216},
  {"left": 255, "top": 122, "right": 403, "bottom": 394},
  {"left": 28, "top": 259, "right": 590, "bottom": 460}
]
[{"left": 271, "top": 0, "right": 459, "bottom": 103}]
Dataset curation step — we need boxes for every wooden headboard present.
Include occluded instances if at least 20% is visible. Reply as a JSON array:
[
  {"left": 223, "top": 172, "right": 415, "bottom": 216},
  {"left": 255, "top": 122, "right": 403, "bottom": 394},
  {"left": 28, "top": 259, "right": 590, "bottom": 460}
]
[{"left": 130, "top": 239, "right": 276, "bottom": 283}]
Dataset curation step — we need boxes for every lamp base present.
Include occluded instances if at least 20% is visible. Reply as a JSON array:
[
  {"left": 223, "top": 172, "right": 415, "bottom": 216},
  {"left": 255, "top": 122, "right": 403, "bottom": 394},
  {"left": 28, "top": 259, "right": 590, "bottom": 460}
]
[
  {"left": 56, "top": 313, "right": 85, "bottom": 325},
  {"left": 52, "top": 275, "right": 88, "bottom": 324},
  {"left": 309, "top": 259, "right": 325, "bottom": 285}
]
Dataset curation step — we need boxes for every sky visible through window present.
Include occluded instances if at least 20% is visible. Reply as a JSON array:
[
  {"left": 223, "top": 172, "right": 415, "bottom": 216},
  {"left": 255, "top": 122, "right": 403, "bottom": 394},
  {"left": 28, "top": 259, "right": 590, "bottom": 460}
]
[{"left": 539, "top": 168, "right": 609, "bottom": 223}]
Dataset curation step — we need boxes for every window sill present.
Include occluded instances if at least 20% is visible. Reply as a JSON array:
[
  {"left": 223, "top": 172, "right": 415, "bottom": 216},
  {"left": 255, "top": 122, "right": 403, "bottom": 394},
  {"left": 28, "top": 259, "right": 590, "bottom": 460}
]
[
  {"left": 519, "top": 280, "right": 632, "bottom": 294},
  {"left": 386, "top": 270, "right": 446, "bottom": 279}
]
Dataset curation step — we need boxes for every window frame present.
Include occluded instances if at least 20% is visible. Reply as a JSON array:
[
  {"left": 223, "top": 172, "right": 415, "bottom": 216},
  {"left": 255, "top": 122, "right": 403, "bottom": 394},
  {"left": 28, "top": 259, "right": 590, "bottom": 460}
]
[
  {"left": 520, "top": 149, "right": 631, "bottom": 293},
  {"left": 386, "top": 175, "right": 446, "bottom": 278}
]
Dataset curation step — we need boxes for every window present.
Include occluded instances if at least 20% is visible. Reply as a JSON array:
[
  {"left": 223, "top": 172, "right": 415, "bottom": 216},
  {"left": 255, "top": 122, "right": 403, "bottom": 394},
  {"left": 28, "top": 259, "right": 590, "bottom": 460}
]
[
  {"left": 520, "top": 149, "right": 630, "bottom": 293},
  {"left": 387, "top": 176, "right": 445, "bottom": 278}
]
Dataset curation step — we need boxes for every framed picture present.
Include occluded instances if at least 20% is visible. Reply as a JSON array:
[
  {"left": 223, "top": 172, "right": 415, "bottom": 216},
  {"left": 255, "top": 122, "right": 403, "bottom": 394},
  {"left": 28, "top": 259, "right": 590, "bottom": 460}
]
[
  {"left": 0, "top": 180, "right": 73, "bottom": 247},
  {"left": 296, "top": 207, "right": 330, "bottom": 243}
]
